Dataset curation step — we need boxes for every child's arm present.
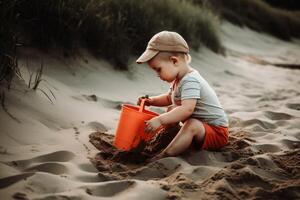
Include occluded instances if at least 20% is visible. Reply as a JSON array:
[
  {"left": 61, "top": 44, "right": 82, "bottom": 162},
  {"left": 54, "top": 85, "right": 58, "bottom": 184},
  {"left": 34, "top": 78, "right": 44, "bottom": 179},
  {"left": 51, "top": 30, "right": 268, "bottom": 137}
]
[
  {"left": 158, "top": 99, "right": 196, "bottom": 124},
  {"left": 149, "top": 93, "right": 172, "bottom": 107},
  {"left": 145, "top": 99, "right": 197, "bottom": 133},
  {"left": 138, "top": 93, "right": 172, "bottom": 107}
]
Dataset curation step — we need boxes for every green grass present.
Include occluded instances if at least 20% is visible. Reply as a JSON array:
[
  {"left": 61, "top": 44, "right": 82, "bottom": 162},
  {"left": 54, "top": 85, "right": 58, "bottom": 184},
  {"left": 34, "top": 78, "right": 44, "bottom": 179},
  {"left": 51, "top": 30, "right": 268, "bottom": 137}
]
[
  {"left": 263, "top": 0, "right": 300, "bottom": 11},
  {"left": 0, "top": 0, "right": 222, "bottom": 71},
  {"left": 190, "top": 0, "right": 300, "bottom": 40},
  {"left": 2, "top": 0, "right": 299, "bottom": 83},
  {"left": 0, "top": 0, "right": 18, "bottom": 86}
]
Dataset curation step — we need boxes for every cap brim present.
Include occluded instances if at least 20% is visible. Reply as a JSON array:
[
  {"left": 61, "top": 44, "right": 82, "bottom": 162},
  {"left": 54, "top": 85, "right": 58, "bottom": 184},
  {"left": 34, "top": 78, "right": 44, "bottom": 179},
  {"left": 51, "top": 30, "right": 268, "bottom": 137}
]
[{"left": 136, "top": 49, "right": 159, "bottom": 64}]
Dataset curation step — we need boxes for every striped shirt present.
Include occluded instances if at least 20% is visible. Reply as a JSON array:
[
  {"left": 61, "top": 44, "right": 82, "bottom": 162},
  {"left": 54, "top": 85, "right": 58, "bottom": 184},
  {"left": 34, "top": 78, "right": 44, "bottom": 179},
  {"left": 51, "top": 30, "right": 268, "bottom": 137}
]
[{"left": 169, "top": 70, "right": 228, "bottom": 126}]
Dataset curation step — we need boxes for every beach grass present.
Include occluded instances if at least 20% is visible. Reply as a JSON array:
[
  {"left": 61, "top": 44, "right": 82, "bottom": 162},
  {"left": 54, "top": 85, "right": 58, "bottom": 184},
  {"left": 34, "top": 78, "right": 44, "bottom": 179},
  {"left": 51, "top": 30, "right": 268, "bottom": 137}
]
[
  {"left": 0, "top": 0, "right": 19, "bottom": 86},
  {"left": 263, "top": 0, "right": 300, "bottom": 11},
  {"left": 1, "top": 0, "right": 300, "bottom": 82},
  {"left": 0, "top": 0, "right": 222, "bottom": 71},
  {"left": 190, "top": 0, "right": 300, "bottom": 40}
]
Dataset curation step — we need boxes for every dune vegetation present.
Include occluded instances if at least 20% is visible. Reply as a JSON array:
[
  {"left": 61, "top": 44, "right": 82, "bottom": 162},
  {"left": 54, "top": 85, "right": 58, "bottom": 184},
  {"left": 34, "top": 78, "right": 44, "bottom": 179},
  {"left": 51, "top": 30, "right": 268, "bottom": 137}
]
[
  {"left": 0, "top": 0, "right": 221, "bottom": 71},
  {"left": 263, "top": 0, "right": 300, "bottom": 11},
  {"left": 1, "top": 0, "right": 300, "bottom": 83},
  {"left": 191, "top": 0, "right": 300, "bottom": 41}
]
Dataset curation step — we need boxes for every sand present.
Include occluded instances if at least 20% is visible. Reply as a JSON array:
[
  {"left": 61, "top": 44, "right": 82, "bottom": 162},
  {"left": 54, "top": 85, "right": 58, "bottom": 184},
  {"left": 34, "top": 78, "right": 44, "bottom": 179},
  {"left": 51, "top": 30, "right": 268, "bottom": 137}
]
[{"left": 1, "top": 22, "right": 300, "bottom": 200}]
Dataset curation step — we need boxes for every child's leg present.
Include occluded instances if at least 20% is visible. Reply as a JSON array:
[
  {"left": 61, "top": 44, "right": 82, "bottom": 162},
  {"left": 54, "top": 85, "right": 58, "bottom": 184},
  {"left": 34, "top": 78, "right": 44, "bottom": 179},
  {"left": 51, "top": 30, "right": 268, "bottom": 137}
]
[{"left": 162, "top": 118, "right": 205, "bottom": 156}]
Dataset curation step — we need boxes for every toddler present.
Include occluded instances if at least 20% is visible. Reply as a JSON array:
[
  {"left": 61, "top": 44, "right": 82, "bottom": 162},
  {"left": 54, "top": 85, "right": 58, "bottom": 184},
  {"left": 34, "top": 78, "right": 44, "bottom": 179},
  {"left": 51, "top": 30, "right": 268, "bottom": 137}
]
[{"left": 136, "top": 31, "right": 229, "bottom": 159}]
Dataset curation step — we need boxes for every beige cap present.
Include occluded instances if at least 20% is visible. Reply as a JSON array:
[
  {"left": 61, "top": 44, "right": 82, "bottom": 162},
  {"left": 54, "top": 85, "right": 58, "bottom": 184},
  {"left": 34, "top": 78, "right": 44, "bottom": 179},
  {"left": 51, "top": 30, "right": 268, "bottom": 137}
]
[{"left": 136, "top": 31, "right": 189, "bottom": 64}]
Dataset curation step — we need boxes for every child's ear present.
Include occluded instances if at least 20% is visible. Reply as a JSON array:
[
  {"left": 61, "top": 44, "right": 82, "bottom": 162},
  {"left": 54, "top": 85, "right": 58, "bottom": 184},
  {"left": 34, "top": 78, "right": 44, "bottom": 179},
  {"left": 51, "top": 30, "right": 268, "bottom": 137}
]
[{"left": 169, "top": 56, "right": 179, "bottom": 65}]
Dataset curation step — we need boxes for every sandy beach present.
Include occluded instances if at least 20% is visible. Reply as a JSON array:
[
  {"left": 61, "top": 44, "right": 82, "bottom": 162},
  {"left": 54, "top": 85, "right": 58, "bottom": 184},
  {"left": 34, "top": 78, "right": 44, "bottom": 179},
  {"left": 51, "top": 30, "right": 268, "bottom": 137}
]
[{"left": 1, "top": 22, "right": 300, "bottom": 200}]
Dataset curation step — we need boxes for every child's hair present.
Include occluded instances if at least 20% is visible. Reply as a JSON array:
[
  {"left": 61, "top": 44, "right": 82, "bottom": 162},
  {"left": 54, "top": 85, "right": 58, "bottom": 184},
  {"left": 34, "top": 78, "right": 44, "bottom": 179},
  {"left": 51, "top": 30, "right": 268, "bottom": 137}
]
[{"left": 156, "top": 51, "right": 192, "bottom": 64}]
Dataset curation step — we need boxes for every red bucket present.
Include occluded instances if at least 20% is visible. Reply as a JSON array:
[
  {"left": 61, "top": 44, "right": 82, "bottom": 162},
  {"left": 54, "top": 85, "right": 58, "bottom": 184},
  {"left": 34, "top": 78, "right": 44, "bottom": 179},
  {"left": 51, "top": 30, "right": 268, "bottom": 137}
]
[{"left": 113, "top": 99, "right": 160, "bottom": 151}]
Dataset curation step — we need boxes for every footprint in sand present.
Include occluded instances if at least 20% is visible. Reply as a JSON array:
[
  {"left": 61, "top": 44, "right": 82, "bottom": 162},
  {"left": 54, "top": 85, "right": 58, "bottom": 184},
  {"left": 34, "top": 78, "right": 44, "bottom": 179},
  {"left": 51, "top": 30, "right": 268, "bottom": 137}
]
[
  {"left": 83, "top": 94, "right": 98, "bottom": 102},
  {"left": 0, "top": 172, "right": 35, "bottom": 189},
  {"left": 87, "top": 121, "right": 107, "bottom": 132},
  {"left": 81, "top": 94, "right": 131, "bottom": 110},
  {"left": 263, "top": 111, "right": 293, "bottom": 120},
  {"left": 73, "top": 126, "right": 80, "bottom": 141},
  {"left": 75, "top": 174, "right": 102, "bottom": 183},
  {"left": 286, "top": 103, "right": 300, "bottom": 111},
  {"left": 8, "top": 150, "right": 75, "bottom": 169},
  {"left": 126, "top": 159, "right": 183, "bottom": 180},
  {"left": 280, "top": 139, "right": 300, "bottom": 149},
  {"left": 73, "top": 126, "right": 80, "bottom": 134},
  {"left": 224, "top": 70, "right": 243, "bottom": 77},
  {"left": 241, "top": 119, "right": 277, "bottom": 130},
  {"left": 78, "top": 163, "right": 99, "bottom": 173},
  {"left": 1, "top": 151, "right": 75, "bottom": 189},
  {"left": 252, "top": 144, "right": 281, "bottom": 153},
  {"left": 72, "top": 126, "right": 92, "bottom": 153},
  {"left": 25, "top": 162, "right": 68, "bottom": 175},
  {"left": 254, "top": 155, "right": 278, "bottom": 169},
  {"left": 12, "top": 192, "right": 29, "bottom": 200},
  {"left": 82, "top": 180, "right": 135, "bottom": 197}
]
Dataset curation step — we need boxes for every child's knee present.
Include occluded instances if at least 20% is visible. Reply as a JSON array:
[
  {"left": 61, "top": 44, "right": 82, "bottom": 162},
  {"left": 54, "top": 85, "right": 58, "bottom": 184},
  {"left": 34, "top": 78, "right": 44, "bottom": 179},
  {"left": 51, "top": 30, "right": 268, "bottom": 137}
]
[
  {"left": 184, "top": 119, "right": 204, "bottom": 133},
  {"left": 182, "top": 119, "right": 205, "bottom": 143}
]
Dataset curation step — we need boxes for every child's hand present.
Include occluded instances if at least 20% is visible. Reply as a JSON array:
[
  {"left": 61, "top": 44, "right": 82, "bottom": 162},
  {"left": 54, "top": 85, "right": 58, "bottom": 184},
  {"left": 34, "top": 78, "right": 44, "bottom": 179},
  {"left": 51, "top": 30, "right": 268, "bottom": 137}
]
[
  {"left": 145, "top": 116, "right": 162, "bottom": 133},
  {"left": 137, "top": 95, "right": 152, "bottom": 106}
]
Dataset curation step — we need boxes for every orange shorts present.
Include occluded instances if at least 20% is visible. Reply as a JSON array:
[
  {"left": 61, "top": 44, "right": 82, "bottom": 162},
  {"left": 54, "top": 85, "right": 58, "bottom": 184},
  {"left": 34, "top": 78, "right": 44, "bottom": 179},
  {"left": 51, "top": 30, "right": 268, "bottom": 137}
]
[{"left": 201, "top": 123, "right": 229, "bottom": 150}]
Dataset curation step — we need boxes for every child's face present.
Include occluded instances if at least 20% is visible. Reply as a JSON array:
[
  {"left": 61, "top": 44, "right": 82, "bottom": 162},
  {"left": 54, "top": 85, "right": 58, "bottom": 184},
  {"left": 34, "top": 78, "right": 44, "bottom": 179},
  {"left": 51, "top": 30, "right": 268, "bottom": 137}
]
[{"left": 148, "top": 55, "right": 179, "bottom": 83}]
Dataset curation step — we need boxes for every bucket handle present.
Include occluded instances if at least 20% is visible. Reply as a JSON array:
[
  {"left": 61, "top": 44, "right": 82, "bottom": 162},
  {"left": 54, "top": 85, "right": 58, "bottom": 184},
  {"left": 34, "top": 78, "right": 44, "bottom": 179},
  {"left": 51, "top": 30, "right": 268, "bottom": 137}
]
[{"left": 139, "top": 98, "right": 146, "bottom": 112}]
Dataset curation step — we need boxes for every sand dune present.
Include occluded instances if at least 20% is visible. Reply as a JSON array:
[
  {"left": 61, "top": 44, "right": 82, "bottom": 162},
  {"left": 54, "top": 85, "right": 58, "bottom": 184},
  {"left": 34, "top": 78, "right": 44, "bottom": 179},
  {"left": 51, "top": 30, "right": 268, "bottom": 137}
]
[{"left": 1, "top": 22, "right": 300, "bottom": 199}]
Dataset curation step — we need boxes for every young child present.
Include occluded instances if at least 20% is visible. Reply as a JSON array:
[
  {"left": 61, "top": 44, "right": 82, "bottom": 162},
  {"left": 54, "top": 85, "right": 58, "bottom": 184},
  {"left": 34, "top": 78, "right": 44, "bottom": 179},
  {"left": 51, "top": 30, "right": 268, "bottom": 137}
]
[{"left": 136, "top": 31, "right": 229, "bottom": 159}]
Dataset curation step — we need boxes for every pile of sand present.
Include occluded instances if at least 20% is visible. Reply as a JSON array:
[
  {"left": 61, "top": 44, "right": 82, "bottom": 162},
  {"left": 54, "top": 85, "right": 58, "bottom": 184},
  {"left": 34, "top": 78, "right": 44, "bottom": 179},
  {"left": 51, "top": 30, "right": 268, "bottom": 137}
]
[{"left": 89, "top": 129, "right": 300, "bottom": 199}]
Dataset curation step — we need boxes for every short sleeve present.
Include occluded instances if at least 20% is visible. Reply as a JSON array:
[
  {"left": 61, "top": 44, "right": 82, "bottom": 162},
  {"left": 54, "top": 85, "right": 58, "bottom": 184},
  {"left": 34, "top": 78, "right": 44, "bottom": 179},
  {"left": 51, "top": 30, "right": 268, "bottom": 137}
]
[{"left": 180, "top": 79, "right": 201, "bottom": 100}]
